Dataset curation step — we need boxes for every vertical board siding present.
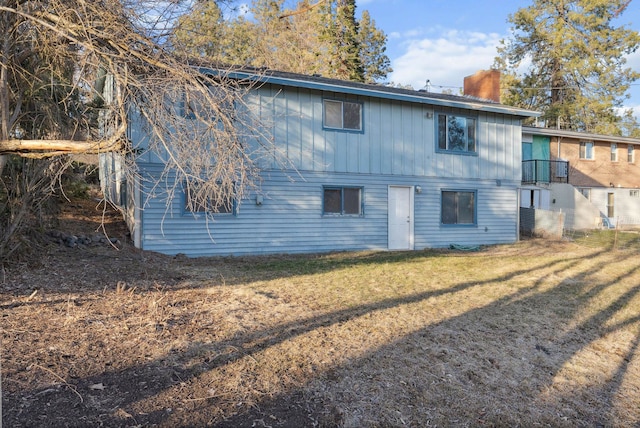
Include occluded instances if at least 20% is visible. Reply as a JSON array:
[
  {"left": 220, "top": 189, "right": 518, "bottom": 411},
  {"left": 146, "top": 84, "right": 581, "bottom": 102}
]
[
  {"left": 252, "top": 84, "right": 522, "bottom": 182},
  {"left": 123, "top": 84, "right": 523, "bottom": 182},
  {"left": 136, "top": 164, "right": 519, "bottom": 257},
  {"left": 299, "top": 89, "right": 315, "bottom": 171},
  {"left": 380, "top": 102, "right": 394, "bottom": 175}
]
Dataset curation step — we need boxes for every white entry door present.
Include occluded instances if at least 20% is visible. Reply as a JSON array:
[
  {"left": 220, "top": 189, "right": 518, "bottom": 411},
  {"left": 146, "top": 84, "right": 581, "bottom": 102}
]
[{"left": 388, "top": 186, "right": 414, "bottom": 250}]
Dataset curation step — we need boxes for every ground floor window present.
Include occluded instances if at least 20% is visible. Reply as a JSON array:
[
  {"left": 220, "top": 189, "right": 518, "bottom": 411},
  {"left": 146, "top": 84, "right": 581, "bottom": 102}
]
[
  {"left": 184, "top": 182, "right": 235, "bottom": 215},
  {"left": 323, "top": 186, "right": 362, "bottom": 216},
  {"left": 441, "top": 190, "right": 476, "bottom": 225},
  {"left": 577, "top": 187, "right": 591, "bottom": 200}
]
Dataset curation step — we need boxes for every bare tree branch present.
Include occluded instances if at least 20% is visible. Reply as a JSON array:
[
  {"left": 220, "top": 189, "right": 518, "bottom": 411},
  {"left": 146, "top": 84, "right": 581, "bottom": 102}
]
[
  {"left": 279, "top": 0, "right": 327, "bottom": 19},
  {"left": 614, "top": 0, "right": 632, "bottom": 17},
  {"left": 0, "top": 138, "right": 125, "bottom": 156},
  {"left": 0, "top": 0, "right": 282, "bottom": 256}
]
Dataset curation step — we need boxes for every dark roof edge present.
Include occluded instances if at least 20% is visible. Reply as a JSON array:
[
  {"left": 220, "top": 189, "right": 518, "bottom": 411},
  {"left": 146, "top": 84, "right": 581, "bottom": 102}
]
[
  {"left": 523, "top": 126, "right": 640, "bottom": 145},
  {"left": 198, "top": 66, "right": 540, "bottom": 119}
]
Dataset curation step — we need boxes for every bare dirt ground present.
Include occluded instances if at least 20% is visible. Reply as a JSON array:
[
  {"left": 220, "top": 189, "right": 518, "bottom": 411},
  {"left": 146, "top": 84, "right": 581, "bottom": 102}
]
[{"left": 2, "top": 197, "right": 640, "bottom": 427}]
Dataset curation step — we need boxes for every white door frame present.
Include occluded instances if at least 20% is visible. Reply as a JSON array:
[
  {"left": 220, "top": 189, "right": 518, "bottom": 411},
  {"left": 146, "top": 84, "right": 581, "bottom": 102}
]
[{"left": 388, "top": 185, "right": 415, "bottom": 250}]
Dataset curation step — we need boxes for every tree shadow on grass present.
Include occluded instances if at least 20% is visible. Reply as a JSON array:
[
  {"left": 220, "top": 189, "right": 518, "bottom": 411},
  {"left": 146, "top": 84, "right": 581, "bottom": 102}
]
[
  {"left": 212, "top": 256, "right": 640, "bottom": 427},
  {"left": 2, "top": 244, "right": 487, "bottom": 300},
  {"left": 213, "top": 252, "right": 640, "bottom": 427},
  {"left": 6, "top": 248, "right": 640, "bottom": 427}
]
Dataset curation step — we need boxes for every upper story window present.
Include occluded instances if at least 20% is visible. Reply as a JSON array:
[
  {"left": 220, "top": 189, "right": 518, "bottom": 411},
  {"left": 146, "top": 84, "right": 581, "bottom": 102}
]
[
  {"left": 437, "top": 113, "right": 476, "bottom": 153},
  {"left": 579, "top": 142, "right": 594, "bottom": 160},
  {"left": 441, "top": 190, "right": 476, "bottom": 225},
  {"left": 178, "top": 85, "right": 236, "bottom": 120},
  {"left": 611, "top": 143, "right": 618, "bottom": 162},
  {"left": 323, "top": 99, "right": 362, "bottom": 131},
  {"left": 629, "top": 145, "right": 635, "bottom": 163},
  {"left": 323, "top": 186, "right": 363, "bottom": 216}
]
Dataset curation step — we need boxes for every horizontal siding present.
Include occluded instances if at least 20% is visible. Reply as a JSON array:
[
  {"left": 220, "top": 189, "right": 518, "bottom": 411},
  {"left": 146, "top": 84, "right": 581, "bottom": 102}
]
[
  {"left": 413, "top": 178, "right": 519, "bottom": 249},
  {"left": 136, "top": 164, "right": 519, "bottom": 256}
]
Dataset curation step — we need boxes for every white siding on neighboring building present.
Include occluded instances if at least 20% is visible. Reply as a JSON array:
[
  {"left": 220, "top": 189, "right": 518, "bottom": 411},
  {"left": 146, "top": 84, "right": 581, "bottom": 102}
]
[{"left": 590, "top": 187, "right": 640, "bottom": 227}]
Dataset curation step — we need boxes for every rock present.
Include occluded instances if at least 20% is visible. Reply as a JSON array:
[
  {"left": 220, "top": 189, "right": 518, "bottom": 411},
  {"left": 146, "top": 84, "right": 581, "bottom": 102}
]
[
  {"left": 48, "top": 230, "right": 122, "bottom": 249},
  {"left": 48, "top": 230, "right": 63, "bottom": 239},
  {"left": 64, "top": 235, "right": 78, "bottom": 248}
]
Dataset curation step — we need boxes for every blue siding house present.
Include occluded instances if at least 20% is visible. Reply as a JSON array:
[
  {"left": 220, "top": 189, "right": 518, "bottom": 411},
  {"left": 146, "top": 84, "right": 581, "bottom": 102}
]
[{"left": 101, "top": 68, "right": 539, "bottom": 256}]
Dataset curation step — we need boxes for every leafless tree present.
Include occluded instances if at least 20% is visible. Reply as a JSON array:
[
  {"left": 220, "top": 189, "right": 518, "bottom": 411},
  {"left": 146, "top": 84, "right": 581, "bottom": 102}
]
[{"left": 0, "top": 0, "right": 276, "bottom": 259}]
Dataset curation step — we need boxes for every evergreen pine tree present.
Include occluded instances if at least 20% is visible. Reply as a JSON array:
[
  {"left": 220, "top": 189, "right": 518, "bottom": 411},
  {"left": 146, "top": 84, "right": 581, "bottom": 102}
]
[
  {"left": 494, "top": 0, "right": 640, "bottom": 134},
  {"left": 357, "top": 10, "right": 392, "bottom": 83}
]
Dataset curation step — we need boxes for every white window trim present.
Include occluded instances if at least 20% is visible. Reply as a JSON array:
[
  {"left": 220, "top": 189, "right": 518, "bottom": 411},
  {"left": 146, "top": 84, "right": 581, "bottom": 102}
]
[{"left": 580, "top": 141, "right": 595, "bottom": 160}]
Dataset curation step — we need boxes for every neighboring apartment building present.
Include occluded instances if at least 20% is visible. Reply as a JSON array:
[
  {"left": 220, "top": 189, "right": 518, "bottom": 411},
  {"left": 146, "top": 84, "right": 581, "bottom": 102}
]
[{"left": 523, "top": 126, "right": 640, "bottom": 229}]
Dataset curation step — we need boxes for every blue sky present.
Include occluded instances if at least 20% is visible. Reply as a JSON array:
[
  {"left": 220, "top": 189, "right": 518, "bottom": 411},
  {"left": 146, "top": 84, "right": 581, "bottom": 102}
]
[{"left": 356, "top": 0, "right": 640, "bottom": 119}]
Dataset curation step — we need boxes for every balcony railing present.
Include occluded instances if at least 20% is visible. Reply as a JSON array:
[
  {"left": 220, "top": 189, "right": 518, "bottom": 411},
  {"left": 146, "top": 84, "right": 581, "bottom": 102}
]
[{"left": 522, "top": 160, "right": 569, "bottom": 184}]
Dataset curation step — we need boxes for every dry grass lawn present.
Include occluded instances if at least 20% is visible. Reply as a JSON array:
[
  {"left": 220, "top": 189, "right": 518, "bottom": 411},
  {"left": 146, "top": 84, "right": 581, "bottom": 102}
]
[{"left": 2, "top": 199, "right": 640, "bottom": 427}]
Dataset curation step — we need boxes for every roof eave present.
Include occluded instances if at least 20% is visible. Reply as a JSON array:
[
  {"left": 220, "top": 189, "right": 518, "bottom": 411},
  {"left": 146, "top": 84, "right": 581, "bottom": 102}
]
[
  {"left": 201, "top": 67, "right": 541, "bottom": 119},
  {"left": 523, "top": 126, "right": 640, "bottom": 145}
]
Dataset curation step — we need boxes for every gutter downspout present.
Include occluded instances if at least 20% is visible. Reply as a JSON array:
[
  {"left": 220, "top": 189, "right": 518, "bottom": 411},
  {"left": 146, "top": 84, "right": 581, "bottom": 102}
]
[{"left": 557, "top": 137, "right": 561, "bottom": 159}]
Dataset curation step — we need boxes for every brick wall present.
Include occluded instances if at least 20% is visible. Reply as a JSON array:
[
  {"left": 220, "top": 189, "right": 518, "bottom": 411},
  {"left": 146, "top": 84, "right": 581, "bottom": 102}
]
[
  {"left": 549, "top": 137, "right": 640, "bottom": 188},
  {"left": 463, "top": 70, "right": 501, "bottom": 103}
]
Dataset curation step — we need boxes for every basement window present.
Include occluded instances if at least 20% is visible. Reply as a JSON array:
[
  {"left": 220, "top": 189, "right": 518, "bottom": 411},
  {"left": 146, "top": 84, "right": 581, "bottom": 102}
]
[
  {"left": 441, "top": 190, "right": 476, "bottom": 225},
  {"left": 323, "top": 186, "right": 363, "bottom": 216},
  {"left": 184, "top": 182, "right": 235, "bottom": 215}
]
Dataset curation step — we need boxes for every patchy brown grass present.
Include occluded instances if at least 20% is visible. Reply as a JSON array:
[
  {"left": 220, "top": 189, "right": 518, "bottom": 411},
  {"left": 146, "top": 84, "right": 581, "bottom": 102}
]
[{"left": 2, "top": 198, "right": 640, "bottom": 427}]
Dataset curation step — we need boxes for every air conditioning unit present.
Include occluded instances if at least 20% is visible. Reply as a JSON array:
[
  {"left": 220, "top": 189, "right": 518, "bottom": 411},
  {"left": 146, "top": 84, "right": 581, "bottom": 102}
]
[{"left": 555, "top": 159, "right": 568, "bottom": 178}]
